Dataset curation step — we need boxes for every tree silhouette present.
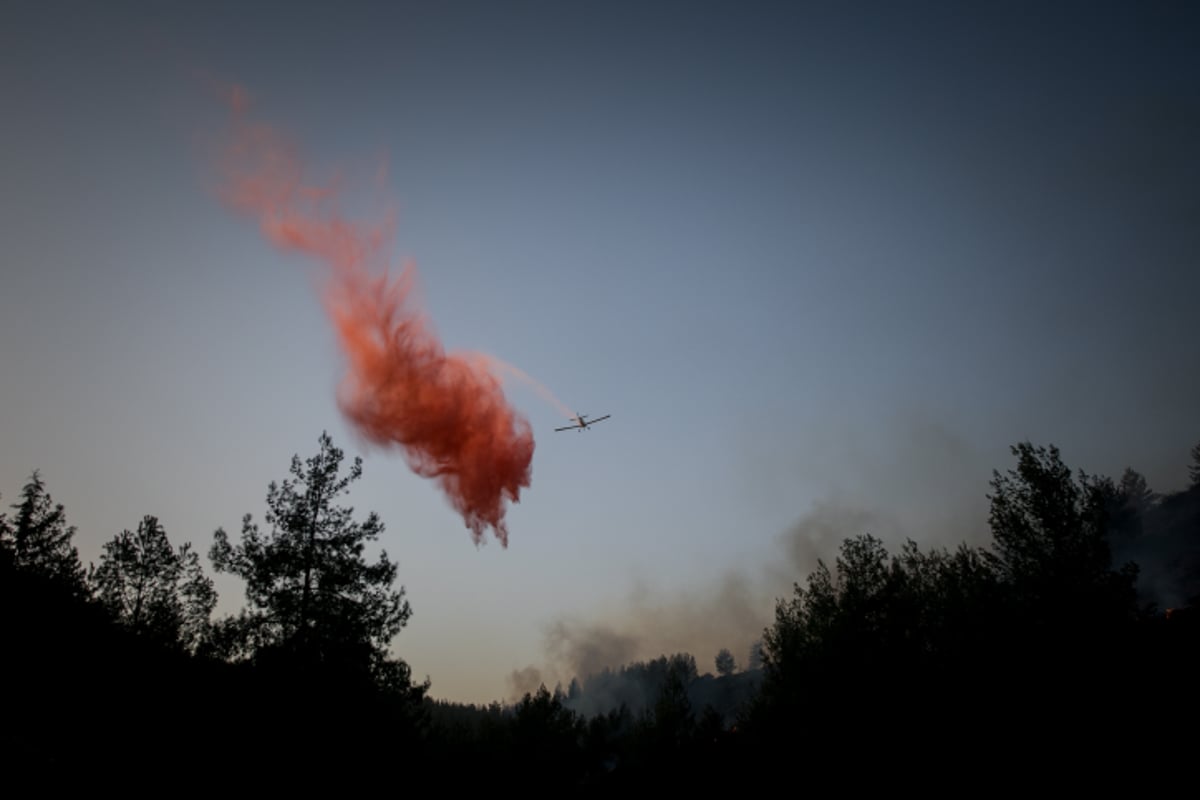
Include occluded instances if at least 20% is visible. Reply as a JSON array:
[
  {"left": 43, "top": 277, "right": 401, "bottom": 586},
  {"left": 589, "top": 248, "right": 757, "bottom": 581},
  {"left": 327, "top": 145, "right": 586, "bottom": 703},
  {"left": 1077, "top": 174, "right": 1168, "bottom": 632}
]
[
  {"left": 1190, "top": 440, "right": 1200, "bottom": 488},
  {"left": 714, "top": 648, "right": 736, "bottom": 677},
  {"left": 514, "top": 684, "right": 583, "bottom": 743},
  {"left": 746, "top": 639, "right": 763, "bottom": 671},
  {"left": 1101, "top": 467, "right": 1158, "bottom": 545},
  {"left": 1119, "top": 467, "right": 1157, "bottom": 513},
  {"left": 90, "top": 515, "right": 216, "bottom": 652},
  {"left": 985, "top": 442, "right": 1137, "bottom": 622},
  {"left": 0, "top": 471, "right": 87, "bottom": 598},
  {"left": 760, "top": 533, "right": 902, "bottom": 690},
  {"left": 631, "top": 657, "right": 696, "bottom": 781},
  {"left": 209, "top": 432, "right": 419, "bottom": 692},
  {"left": 509, "top": 685, "right": 586, "bottom": 784},
  {"left": 176, "top": 542, "right": 218, "bottom": 653},
  {"left": 649, "top": 662, "right": 694, "bottom": 741}
]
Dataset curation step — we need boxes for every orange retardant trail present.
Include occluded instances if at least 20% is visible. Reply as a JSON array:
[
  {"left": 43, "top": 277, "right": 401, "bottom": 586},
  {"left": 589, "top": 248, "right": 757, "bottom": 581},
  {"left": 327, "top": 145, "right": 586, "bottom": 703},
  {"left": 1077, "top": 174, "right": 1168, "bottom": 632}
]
[
  {"left": 217, "top": 86, "right": 533, "bottom": 546},
  {"left": 475, "top": 353, "right": 577, "bottom": 421}
]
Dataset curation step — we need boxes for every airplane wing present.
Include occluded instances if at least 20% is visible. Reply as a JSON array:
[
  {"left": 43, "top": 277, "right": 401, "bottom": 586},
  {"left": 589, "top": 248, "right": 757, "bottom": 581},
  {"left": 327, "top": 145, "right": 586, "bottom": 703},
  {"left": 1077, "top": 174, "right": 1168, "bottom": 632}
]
[{"left": 555, "top": 414, "right": 610, "bottom": 431}]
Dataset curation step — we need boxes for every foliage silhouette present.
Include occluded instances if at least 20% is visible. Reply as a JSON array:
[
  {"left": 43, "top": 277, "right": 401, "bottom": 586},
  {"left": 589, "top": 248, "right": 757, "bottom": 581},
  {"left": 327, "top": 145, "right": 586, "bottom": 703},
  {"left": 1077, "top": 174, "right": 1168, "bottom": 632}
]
[
  {"left": 1107, "top": 445, "right": 1200, "bottom": 610},
  {"left": 0, "top": 527, "right": 239, "bottom": 785},
  {"left": 90, "top": 514, "right": 216, "bottom": 653},
  {"left": 3, "top": 437, "right": 1199, "bottom": 786},
  {"left": 714, "top": 647, "right": 736, "bottom": 677},
  {"left": 747, "top": 441, "right": 1200, "bottom": 776},
  {"left": 511, "top": 685, "right": 586, "bottom": 778},
  {"left": 1191, "top": 439, "right": 1200, "bottom": 488},
  {"left": 0, "top": 471, "right": 88, "bottom": 599},
  {"left": 985, "top": 442, "right": 1139, "bottom": 624},
  {"left": 209, "top": 431, "right": 424, "bottom": 699}
]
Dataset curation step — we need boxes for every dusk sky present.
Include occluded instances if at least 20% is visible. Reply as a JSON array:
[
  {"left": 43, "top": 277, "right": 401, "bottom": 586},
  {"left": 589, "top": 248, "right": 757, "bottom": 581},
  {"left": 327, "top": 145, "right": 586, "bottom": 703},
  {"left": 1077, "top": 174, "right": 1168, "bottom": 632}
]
[{"left": 3, "top": 1, "right": 1197, "bottom": 703}]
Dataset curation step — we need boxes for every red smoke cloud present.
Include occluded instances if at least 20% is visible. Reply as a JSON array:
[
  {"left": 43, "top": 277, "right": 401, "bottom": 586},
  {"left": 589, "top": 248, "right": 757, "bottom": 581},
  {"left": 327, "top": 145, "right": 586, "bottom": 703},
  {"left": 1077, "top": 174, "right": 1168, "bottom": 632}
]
[{"left": 215, "top": 85, "right": 535, "bottom": 547}]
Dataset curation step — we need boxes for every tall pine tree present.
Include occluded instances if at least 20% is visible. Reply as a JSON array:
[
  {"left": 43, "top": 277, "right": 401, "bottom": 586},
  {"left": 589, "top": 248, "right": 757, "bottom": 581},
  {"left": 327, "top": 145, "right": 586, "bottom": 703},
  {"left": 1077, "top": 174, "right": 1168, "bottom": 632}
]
[
  {"left": 0, "top": 471, "right": 87, "bottom": 598},
  {"left": 210, "top": 432, "right": 422, "bottom": 694}
]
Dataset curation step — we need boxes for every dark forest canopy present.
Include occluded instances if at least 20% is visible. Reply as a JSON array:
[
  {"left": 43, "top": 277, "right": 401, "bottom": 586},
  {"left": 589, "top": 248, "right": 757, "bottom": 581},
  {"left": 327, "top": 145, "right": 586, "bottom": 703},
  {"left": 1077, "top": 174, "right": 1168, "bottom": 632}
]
[{"left": 2, "top": 435, "right": 1198, "bottom": 786}]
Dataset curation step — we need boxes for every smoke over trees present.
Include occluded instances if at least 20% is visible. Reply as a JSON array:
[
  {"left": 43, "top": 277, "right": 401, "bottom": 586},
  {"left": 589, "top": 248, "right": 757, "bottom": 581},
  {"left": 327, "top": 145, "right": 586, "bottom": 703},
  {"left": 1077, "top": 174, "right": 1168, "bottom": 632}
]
[
  {"left": 715, "top": 648, "right": 736, "bottom": 677},
  {"left": 1, "top": 435, "right": 1197, "bottom": 786},
  {"left": 1103, "top": 441, "right": 1200, "bottom": 611}
]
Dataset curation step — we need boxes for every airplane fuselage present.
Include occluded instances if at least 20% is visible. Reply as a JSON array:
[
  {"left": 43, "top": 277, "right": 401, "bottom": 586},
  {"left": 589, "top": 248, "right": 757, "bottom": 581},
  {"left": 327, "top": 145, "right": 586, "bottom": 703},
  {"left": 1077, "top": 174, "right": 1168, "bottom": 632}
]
[{"left": 554, "top": 411, "right": 608, "bottom": 433}]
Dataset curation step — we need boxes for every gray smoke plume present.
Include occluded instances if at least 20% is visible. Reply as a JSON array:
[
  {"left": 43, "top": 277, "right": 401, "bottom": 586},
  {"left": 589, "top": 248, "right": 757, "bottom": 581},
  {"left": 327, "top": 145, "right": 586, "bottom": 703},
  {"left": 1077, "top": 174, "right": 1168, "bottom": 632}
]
[{"left": 509, "top": 419, "right": 994, "bottom": 702}]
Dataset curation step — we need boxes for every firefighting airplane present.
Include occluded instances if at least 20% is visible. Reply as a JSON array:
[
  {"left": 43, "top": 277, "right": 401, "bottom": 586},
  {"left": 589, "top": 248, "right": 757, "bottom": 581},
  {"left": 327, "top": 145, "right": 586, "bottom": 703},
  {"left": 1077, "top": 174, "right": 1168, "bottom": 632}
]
[{"left": 555, "top": 413, "right": 611, "bottom": 432}]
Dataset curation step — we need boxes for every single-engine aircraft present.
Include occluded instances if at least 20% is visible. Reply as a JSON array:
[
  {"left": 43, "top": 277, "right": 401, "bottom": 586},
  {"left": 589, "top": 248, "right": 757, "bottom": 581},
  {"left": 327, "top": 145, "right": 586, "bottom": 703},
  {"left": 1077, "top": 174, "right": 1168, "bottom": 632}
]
[{"left": 555, "top": 413, "right": 611, "bottom": 432}]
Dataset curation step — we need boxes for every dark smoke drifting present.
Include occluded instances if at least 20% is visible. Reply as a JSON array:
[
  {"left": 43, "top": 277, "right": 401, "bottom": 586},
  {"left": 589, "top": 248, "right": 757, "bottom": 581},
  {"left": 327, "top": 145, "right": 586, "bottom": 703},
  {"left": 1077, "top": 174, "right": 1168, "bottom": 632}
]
[
  {"left": 511, "top": 421, "right": 997, "bottom": 696},
  {"left": 214, "top": 85, "right": 540, "bottom": 546}
]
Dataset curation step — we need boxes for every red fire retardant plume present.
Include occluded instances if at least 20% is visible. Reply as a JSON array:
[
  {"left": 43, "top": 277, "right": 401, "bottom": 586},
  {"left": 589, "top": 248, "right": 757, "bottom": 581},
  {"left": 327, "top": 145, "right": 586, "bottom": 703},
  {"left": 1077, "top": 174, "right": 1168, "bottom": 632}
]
[{"left": 216, "top": 85, "right": 533, "bottom": 546}]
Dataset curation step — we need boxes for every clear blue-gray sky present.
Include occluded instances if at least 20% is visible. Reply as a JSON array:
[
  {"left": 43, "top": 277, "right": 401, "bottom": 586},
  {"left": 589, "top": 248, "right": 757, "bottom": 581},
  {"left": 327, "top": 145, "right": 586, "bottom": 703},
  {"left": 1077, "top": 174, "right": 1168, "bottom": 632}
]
[{"left": 2, "top": 0, "right": 1197, "bottom": 702}]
